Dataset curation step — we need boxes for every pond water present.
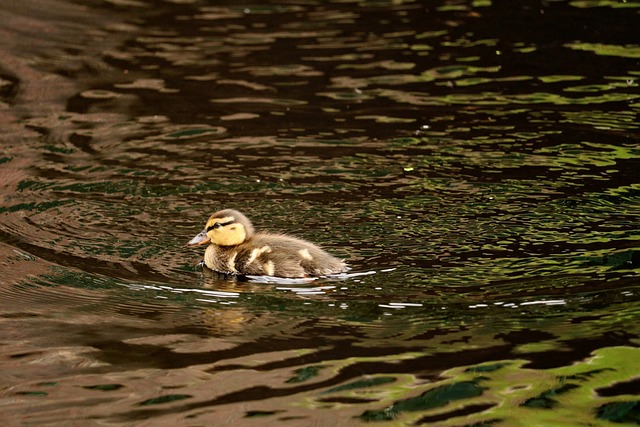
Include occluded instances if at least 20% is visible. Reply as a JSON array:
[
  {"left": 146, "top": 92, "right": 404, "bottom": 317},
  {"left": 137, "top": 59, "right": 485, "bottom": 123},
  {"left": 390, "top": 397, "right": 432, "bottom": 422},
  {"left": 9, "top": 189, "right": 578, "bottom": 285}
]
[{"left": 1, "top": 0, "right": 639, "bottom": 425}]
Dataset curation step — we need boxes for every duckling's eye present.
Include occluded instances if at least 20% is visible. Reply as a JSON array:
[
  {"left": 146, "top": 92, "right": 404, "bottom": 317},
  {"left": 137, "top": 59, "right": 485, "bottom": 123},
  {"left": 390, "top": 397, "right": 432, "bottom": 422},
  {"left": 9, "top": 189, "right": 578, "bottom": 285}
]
[
  {"left": 207, "top": 220, "right": 234, "bottom": 232},
  {"left": 207, "top": 223, "right": 222, "bottom": 232}
]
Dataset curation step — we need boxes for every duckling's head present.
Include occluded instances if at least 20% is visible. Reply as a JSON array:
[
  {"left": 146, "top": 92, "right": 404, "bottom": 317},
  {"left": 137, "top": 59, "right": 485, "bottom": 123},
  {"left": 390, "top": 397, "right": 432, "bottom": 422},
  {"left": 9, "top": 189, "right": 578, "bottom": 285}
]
[{"left": 187, "top": 209, "right": 255, "bottom": 247}]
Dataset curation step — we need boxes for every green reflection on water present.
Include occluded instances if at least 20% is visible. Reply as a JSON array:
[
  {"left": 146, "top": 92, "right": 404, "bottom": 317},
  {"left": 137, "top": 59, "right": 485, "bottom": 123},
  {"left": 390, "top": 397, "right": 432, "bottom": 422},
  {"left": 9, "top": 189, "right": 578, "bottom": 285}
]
[
  {"left": 0, "top": 200, "right": 73, "bottom": 214},
  {"left": 315, "top": 347, "right": 640, "bottom": 425},
  {"left": 161, "top": 127, "right": 226, "bottom": 140},
  {"left": 83, "top": 384, "right": 125, "bottom": 391},
  {"left": 245, "top": 410, "right": 282, "bottom": 418},
  {"left": 561, "top": 110, "right": 639, "bottom": 130},
  {"left": 139, "top": 394, "right": 193, "bottom": 406},
  {"left": 538, "top": 75, "right": 585, "bottom": 83},
  {"left": 565, "top": 42, "right": 640, "bottom": 58},
  {"left": 42, "top": 145, "right": 75, "bottom": 154},
  {"left": 598, "top": 401, "right": 640, "bottom": 424},
  {"left": 360, "top": 381, "right": 486, "bottom": 421},
  {"left": 378, "top": 88, "right": 640, "bottom": 106},
  {"left": 570, "top": 0, "right": 640, "bottom": 7},
  {"left": 286, "top": 366, "right": 323, "bottom": 384},
  {"left": 324, "top": 377, "right": 396, "bottom": 394},
  {"left": 522, "top": 384, "right": 581, "bottom": 409},
  {"left": 14, "top": 177, "right": 269, "bottom": 199}
]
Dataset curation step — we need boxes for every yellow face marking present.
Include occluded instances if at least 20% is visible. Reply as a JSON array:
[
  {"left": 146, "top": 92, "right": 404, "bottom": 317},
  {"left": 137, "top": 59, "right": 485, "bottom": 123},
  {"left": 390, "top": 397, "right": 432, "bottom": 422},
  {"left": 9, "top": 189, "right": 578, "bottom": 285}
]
[
  {"left": 263, "top": 260, "right": 275, "bottom": 276},
  {"left": 298, "top": 248, "right": 313, "bottom": 261},
  {"left": 227, "top": 252, "right": 238, "bottom": 273},
  {"left": 205, "top": 216, "right": 247, "bottom": 246},
  {"left": 247, "top": 245, "right": 272, "bottom": 265}
]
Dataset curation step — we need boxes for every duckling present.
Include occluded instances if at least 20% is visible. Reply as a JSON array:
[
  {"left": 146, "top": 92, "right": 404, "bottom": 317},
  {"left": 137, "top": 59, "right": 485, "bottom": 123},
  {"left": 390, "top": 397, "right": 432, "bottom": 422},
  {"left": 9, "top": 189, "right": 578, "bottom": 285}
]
[{"left": 187, "top": 209, "right": 347, "bottom": 278}]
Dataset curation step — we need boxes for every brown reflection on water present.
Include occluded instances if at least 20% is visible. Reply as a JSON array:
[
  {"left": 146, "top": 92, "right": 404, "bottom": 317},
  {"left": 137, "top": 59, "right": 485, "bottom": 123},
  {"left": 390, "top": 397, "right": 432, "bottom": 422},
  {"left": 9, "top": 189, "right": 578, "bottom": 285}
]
[{"left": 1, "top": 278, "right": 637, "bottom": 425}]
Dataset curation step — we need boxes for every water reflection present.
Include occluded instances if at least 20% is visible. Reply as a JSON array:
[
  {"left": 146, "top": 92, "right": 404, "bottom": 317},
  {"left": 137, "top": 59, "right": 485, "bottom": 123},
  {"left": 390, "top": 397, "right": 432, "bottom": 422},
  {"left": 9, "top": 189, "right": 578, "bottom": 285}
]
[{"left": 1, "top": 0, "right": 639, "bottom": 424}]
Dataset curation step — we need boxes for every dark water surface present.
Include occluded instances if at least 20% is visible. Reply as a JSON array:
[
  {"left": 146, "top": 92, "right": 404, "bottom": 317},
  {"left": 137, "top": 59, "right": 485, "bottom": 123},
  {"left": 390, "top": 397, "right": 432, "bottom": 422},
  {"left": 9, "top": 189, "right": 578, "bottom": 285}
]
[{"left": 1, "top": 0, "right": 639, "bottom": 425}]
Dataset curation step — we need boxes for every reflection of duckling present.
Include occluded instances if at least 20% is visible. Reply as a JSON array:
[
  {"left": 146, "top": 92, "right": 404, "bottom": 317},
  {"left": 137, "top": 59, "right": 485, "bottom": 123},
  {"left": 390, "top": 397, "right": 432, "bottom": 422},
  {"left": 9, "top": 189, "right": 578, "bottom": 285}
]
[{"left": 187, "top": 209, "right": 347, "bottom": 278}]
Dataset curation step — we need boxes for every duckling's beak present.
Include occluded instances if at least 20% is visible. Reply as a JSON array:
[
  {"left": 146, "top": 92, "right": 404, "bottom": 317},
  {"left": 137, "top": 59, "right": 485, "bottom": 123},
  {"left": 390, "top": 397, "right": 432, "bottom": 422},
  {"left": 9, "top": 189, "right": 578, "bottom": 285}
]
[{"left": 187, "top": 230, "right": 210, "bottom": 246}]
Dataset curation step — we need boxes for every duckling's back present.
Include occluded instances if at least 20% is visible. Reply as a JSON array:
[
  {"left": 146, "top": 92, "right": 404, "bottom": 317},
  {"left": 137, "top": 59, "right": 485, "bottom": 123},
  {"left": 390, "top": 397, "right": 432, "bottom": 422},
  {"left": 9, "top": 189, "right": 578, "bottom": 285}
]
[
  {"left": 205, "top": 232, "right": 344, "bottom": 278},
  {"left": 248, "top": 233, "right": 346, "bottom": 277}
]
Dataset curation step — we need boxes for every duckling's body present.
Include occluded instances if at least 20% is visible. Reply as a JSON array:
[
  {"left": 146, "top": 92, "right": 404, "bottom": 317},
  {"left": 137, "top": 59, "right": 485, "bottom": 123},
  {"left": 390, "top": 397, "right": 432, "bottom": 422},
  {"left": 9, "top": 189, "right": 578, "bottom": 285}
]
[{"left": 188, "top": 209, "right": 347, "bottom": 278}]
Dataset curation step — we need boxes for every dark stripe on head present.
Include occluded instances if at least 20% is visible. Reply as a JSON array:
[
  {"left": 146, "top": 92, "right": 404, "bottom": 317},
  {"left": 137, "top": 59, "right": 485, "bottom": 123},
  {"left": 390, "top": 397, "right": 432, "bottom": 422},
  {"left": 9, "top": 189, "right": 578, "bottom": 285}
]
[{"left": 207, "top": 220, "right": 235, "bottom": 232}]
